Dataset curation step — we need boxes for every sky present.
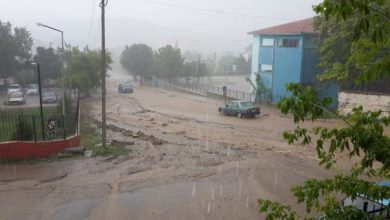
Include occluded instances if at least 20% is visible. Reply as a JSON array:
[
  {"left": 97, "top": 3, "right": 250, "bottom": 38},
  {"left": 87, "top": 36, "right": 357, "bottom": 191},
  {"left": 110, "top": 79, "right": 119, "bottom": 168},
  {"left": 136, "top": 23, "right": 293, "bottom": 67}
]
[{"left": 0, "top": 0, "right": 322, "bottom": 56}]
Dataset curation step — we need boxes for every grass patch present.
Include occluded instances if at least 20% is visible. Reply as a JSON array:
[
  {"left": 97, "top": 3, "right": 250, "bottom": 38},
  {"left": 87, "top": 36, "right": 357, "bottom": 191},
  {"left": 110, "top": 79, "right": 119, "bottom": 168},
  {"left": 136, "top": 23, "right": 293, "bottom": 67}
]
[
  {"left": 0, "top": 107, "right": 58, "bottom": 142},
  {"left": 0, "top": 101, "right": 130, "bottom": 164},
  {"left": 0, "top": 107, "right": 58, "bottom": 116},
  {"left": 80, "top": 104, "right": 130, "bottom": 157}
]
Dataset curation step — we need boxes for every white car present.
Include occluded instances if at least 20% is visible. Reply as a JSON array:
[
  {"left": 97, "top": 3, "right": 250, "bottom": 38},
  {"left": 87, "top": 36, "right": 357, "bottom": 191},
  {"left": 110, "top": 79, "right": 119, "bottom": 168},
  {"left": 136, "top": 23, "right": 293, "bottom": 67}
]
[
  {"left": 7, "top": 84, "right": 22, "bottom": 95},
  {"left": 26, "top": 84, "right": 39, "bottom": 95},
  {"left": 6, "top": 92, "right": 26, "bottom": 105}
]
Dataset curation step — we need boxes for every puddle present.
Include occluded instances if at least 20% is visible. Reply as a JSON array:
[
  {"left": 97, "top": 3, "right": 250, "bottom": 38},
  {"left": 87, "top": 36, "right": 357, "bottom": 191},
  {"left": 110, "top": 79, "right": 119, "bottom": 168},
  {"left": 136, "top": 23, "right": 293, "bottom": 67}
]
[{"left": 44, "top": 180, "right": 259, "bottom": 220}]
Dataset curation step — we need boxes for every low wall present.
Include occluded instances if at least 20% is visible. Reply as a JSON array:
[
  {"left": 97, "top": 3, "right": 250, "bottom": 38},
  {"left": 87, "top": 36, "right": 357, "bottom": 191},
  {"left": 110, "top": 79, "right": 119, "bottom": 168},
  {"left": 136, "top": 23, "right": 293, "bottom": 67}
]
[
  {"left": 0, "top": 136, "right": 80, "bottom": 160},
  {"left": 338, "top": 91, "right": 390, "bottom": 115}
]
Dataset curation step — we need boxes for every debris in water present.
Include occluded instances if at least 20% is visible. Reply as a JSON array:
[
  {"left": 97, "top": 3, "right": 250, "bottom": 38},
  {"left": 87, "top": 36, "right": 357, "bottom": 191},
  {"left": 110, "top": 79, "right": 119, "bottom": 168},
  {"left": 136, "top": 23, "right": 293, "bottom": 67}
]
[
  {"left": 84, "top": 150, "right": 93, "bottom": 157},
  {"left": 192, "top": 184, "right": 196, "bottom": 197},
  {"left": 238, "top": 180, "right": 242, "bottom": 195},
  {"left": 274, "top": 173, "right": 279, "bottom": 188},
  {"left": 236, "top": 161, "right": 239, "bottom": 176},
  {"left": 111, "top": 139, "right": 134, "bottom": 146}
]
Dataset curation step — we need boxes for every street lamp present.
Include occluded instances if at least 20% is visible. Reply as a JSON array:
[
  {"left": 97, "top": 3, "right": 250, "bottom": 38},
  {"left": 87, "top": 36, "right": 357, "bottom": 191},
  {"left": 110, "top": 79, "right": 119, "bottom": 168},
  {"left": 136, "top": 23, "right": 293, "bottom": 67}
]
[{"left": 36, "top": 22, "right": 66, "bottom": 136}]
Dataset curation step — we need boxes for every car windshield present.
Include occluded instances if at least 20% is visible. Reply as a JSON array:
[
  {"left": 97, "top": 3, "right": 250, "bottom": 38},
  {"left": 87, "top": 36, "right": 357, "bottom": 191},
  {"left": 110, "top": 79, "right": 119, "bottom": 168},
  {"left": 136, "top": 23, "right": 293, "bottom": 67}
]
[
  {"left": 9, "top": 85, "right": 19, "bottom": 89},
  {"left": 43, "top": 92, "right": 55, "bottom": 97},
  {"left": 28, "top": 84, "right": 38, "bottom": 89},
  {"left": 10, "top": 93, "right": 22, "bottom": 97},
  {"left": 240, "top": 102, "right": 254, "bottom": 107}
]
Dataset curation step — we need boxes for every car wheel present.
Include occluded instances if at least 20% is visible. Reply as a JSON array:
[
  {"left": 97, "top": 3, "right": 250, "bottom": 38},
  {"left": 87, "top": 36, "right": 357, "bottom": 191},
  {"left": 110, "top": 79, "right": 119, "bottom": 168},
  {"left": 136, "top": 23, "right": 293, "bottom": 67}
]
[{"left": 237, "top": 113, "right": 242, "bottom": 119}]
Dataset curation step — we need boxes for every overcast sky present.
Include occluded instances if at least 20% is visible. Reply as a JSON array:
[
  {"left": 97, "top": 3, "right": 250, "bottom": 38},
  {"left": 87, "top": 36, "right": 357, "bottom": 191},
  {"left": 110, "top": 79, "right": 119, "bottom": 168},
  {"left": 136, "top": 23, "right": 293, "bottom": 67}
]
[{"left": 0, "top": 0, "right": 322, "bottom": 55}]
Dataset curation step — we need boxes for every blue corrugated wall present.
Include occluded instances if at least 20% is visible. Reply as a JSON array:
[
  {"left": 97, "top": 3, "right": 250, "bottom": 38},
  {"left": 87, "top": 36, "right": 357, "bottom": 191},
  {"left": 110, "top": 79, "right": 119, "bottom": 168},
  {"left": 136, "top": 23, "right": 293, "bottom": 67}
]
[
  {"left": 250, "top": 34, "right": 338, "bottom": 108},
  {"left": 272, "top": 36, "right": 303, "bottom": 102}
]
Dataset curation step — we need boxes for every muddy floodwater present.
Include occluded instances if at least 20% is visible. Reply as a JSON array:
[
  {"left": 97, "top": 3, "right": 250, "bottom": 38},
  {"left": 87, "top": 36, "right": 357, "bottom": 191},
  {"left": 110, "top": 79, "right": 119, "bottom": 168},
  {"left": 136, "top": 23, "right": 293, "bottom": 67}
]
[{"left": 0, "top": 74, "right": 350, "bottom": 220}]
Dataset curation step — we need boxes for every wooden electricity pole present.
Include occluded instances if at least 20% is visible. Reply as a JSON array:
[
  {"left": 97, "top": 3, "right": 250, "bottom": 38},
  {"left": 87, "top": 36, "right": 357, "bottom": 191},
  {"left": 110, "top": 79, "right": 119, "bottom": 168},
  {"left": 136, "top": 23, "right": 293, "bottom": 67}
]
[{"left": 100, "top": 0, "right": 107, "bottom": 147}]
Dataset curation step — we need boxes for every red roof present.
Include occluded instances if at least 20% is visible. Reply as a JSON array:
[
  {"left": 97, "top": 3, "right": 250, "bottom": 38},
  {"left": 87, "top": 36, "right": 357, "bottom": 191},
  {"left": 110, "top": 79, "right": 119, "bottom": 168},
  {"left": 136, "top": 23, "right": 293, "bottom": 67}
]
[{"left": 248, "top": 18, "right": 318, "bottom": 35}]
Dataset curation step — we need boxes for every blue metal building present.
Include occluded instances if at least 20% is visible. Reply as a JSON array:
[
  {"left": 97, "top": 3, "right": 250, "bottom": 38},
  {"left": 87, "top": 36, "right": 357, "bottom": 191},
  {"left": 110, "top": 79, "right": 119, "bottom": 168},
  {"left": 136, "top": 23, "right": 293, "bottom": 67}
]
[{"left": 248, "top": 18, "right": 338, "bottom": 108}]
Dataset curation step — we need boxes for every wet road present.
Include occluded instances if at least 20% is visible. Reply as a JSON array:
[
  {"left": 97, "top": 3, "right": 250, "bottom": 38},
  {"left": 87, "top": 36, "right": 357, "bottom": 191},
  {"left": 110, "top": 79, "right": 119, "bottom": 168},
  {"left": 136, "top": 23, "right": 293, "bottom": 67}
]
[{"left": 0, "top": 76, "right": 344, "bottom": 220}]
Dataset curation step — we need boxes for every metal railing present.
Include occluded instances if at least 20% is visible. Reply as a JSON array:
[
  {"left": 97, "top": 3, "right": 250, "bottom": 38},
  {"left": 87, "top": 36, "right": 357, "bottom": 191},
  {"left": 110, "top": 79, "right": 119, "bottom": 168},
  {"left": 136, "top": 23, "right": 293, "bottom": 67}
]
[
  {"left": 0, "top": 90, "right": 80, "bottom": 143},
  {"left": 163, "top": 79, "right": 253, "bottom": 102}
]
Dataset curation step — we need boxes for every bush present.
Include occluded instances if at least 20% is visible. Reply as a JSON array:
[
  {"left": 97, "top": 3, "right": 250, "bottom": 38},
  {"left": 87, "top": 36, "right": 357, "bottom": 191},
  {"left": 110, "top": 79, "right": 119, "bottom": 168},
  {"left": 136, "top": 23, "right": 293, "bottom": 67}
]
[{"left": 12, "top": 114, "right": 34, "bottom": 141}]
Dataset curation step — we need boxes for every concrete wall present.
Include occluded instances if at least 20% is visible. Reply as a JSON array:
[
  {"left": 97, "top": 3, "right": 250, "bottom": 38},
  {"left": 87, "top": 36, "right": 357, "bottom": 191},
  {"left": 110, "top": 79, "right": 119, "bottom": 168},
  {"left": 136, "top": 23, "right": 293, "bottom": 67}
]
[
  {"left": 0, "top": 136, "right": 80, "bottom": 160},
  {"left": 338, "top": 91, "right": 390, "bottom": 115}
]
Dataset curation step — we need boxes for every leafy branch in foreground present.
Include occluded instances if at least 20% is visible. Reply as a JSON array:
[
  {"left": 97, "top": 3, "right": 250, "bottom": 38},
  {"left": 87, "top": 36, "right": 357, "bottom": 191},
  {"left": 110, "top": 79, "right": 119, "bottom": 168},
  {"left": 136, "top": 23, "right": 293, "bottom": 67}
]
[
  {"left": 313, "top": 1, "right": 390, "bottom": 86},
  {"left": 259, "top": 83, "right": 390, "bottom": 219}
]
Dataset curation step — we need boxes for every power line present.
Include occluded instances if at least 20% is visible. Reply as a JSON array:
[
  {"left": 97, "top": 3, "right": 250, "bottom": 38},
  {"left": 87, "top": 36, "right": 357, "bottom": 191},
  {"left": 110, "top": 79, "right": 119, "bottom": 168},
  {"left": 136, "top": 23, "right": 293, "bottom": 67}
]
[
  {"left": 87, "top": 0, "right": 97, "bottom": 46},
  {"left": 139, "top": 0, "right": 294, "bottom": 21}
]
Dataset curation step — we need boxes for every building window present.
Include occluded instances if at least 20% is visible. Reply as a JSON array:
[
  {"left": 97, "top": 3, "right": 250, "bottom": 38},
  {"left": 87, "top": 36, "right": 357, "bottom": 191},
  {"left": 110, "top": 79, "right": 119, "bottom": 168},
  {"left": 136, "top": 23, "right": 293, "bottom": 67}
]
[
  {"left": 278, "top": 39, "right": 299, "bottom": 47},
  {"left": 262, "top": 38, "right": 274, "bottom": 47}
]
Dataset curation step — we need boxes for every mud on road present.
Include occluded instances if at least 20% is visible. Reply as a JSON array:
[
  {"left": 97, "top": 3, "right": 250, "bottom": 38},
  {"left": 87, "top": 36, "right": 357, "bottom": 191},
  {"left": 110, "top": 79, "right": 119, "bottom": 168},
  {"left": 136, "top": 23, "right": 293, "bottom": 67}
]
[{"left": 0, "top": 78, "right": 342, "bottom": 220}]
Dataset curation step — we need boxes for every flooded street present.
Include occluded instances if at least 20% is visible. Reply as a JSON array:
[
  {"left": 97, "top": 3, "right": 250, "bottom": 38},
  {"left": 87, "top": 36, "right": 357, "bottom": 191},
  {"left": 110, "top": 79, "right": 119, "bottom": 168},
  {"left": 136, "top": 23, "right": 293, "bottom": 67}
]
[{"left": 0, "top": 76, "right": 340, "bottom": 220}]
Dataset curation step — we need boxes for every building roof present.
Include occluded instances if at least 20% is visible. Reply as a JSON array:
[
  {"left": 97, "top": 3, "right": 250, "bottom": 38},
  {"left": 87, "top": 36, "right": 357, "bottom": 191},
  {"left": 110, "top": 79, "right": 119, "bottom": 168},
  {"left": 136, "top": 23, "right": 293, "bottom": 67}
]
[{"left": 248, "top": 18, "right": 318, "bottom": 36}]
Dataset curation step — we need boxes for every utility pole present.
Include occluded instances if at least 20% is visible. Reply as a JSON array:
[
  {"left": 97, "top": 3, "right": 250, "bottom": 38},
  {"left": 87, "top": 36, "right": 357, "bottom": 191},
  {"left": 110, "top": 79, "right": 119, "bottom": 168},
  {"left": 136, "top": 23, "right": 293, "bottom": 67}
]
[{"left": 100, "top": 0, "right": 107, "bottom": 147}]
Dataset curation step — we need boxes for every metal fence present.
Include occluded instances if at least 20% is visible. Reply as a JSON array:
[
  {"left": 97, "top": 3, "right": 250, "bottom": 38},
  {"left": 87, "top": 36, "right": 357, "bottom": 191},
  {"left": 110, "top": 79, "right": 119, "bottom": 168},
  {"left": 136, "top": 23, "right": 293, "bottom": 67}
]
[
  {"left": 0, "top": 90, "right": 80, "bottom": 143},
  {"left": 163, "top": 79, "right": 253, "bottom": 102}
]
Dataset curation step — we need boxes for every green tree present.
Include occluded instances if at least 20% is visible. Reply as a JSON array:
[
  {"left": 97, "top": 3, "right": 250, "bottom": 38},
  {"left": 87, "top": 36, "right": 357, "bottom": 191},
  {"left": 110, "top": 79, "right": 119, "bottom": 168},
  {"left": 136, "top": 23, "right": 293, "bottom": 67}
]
[
  {"left": 0, "top": 20, "right": 33, "bottom": 81},
  {"left": 183, "top": 61, "right": 208, "bottom": 80},
  {"left": 314, "top": 0, "right": 390, "bottom": 84},
  {"left": 216, "top": 55, "right": 237, "bottom": 75},
  {"left": 246, "top": 73, "right": 269, "bottom": 103},
  {"left": 152, "top": 45, "right": 184, "bottom": 79},
  {"left": 33, "top": 47, "right": 61, "bottom": 86},
  {"left": 183, "top": 50, "right": 201, "bottom": 63},
  {"left": 216, "top": 55, "right": 250, "bottom": 75},
  {"left": 120, "top": 43, "right": 154, "bottom": 79},
  {"left": 65, "top": 47, "right": 112, "bottom": 96},
  {"left": 258, "top": 1, "right": 390, "bottom": 219},
  {"left": 234, "top": 55, "right": 251, "bottom": 74}
]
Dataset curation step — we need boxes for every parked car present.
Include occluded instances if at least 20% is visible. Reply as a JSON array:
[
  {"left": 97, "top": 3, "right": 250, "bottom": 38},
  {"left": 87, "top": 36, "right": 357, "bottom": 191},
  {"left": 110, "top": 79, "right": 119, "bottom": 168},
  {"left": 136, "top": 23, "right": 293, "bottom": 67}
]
[
  {"left": 218, "top": 101, "right": 260, "bottom": 118},
  {"left": 118, "top": 82, "right": 134, "bottom": 93},
  {"left": 7, "top": 83, "right": 22, "bottom": 95},
  {"left": 5, "top": 92, "right": 26, "bottom": 105},
  {"left": 42, "top": 91, "right": 57, "bottom": 104},
  {"left": 25, "top": 84, "right": 39, "bottom": 95}
]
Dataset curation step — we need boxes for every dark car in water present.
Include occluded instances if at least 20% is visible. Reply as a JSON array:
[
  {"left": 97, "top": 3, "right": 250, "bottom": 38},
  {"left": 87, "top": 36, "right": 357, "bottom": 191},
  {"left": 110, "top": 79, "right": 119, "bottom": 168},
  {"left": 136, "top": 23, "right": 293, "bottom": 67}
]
[
  {"left": 118, "top": 82, "right": 134, "bottom": 93},
  {"left": 218, "top": 101, "right": 260, "bottom": 118}
]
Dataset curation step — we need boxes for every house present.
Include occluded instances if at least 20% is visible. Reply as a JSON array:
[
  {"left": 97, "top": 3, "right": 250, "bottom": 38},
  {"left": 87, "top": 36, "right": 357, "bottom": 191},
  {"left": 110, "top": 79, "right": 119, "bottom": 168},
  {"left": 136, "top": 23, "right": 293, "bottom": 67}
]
[{"left": 248, "top": 17, "right": 338, "bottom": 108}]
